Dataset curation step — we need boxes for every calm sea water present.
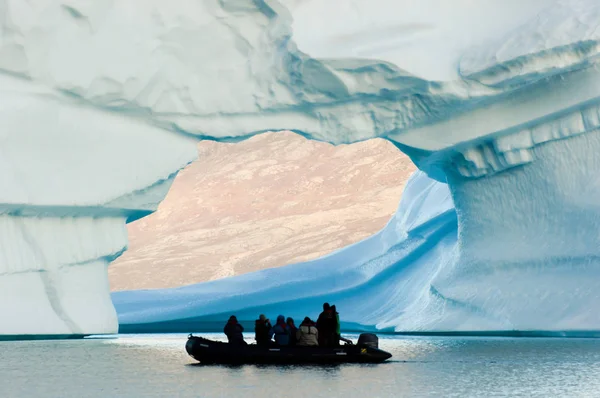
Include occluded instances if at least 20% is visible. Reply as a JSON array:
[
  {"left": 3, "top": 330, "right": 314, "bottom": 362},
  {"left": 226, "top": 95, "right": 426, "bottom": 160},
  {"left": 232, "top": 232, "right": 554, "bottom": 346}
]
[{"left": 1, "top": 333, "right": 600, "bottom": 397}]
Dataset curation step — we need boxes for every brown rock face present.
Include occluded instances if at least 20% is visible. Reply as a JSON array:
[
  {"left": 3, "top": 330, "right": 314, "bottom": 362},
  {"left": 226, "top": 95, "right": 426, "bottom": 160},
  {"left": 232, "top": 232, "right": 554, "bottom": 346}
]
[{"left": 108, "top": 131, "right": 416, "bottom": 291}]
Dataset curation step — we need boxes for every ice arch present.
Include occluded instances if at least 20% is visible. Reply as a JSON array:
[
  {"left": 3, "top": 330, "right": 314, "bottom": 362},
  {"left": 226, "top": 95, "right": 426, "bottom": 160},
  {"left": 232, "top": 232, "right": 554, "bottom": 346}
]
[{"left": 2, "top": 0, "right": 600, "bottom": 336}]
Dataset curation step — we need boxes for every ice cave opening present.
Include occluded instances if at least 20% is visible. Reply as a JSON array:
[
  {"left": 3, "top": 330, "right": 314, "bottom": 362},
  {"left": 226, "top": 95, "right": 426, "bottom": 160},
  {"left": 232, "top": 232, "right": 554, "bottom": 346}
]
[{"left": 108, "top": 132, "right": 416, "bottom": 291}]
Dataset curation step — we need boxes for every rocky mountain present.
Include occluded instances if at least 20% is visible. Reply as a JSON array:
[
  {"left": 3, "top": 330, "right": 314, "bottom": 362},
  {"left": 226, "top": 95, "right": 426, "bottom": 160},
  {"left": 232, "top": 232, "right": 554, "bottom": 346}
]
[{"left": 109, "top": 132, "right": 416, "bottom": 291}]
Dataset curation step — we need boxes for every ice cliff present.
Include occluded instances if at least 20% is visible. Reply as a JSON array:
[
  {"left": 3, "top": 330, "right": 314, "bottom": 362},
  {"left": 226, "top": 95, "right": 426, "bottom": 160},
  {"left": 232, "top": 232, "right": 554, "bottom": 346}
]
[
  {"left": 0, "top": 76, "right": 197, "bottom": 335},
  {"left": 3, "top": 0, "right": 600, "bottom": 335}
]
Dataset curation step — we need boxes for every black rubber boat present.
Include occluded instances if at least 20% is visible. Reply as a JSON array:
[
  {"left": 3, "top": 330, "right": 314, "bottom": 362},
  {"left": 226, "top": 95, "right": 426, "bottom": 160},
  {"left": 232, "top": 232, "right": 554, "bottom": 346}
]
[{"left": 185, "top": 333, "right": 392, "bottom": 364}]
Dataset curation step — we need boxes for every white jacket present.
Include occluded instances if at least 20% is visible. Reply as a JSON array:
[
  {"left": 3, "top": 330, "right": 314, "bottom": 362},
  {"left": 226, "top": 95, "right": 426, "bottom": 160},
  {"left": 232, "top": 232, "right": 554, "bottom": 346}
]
[{"left": 296, "top": 324, "right": 319, "bottom": 346}]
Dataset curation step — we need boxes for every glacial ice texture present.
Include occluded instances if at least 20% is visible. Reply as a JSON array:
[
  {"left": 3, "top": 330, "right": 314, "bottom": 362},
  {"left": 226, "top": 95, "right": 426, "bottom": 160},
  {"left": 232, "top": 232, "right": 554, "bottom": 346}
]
[
  {"left": 115, "top": 0, "right": 600, "bottom": 333},
  {"left": 114, "top": 170, "right": 458, "bottom": 332},
  {"left": 0, "top": 77, "right": 197, "bottom": 335},
  {"left": 3, "top": 0, "right": 600, "bottom": 335},
  {"left": 115, "top": 130, "right": 600, "bottom": 332}
]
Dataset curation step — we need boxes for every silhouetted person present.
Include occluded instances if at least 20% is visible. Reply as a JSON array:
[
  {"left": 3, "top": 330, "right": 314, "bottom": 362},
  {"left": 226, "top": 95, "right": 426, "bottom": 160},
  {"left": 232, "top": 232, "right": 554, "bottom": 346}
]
[
  {"left": 331, "top": 304, "right": 341, "bottom": 346},
  {"left": 271, "top": 315, "right": 291, "bottom": 346},
  {"left": 286, "top": 317, "right": 298, "bottom": 346},
  {"left": 316, "top": 302, "right": 338, "bottom": 347},
  {"left": 254, "top": 314, "right": 273, "bottom": 346},
  {"left": 224, "top": 315, "right": 246, "bottom": 345}
]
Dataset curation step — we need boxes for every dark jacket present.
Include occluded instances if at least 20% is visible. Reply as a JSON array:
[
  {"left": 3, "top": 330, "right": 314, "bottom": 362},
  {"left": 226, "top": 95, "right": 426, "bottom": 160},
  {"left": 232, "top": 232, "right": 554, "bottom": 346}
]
[
  {"left": 224, "top": 319, "right": 246, "bottom": 345},
  {"left": 255, "top": 319, "right": 273, "bottom": 346},
  {"left": 271, "top": 315, "right": 291, "bottom": 346},
  {"left": 332, "top": 305, "right": 341, "bottom": 335},
  {"left": 287, "top": 322, "right": 298, "bottom": 346},
  {"left": 316, "top": 309, "right": 338, "bottom": 347}
]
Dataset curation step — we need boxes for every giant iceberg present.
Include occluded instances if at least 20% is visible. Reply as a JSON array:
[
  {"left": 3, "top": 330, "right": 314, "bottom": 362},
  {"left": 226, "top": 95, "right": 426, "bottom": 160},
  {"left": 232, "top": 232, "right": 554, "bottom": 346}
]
[{"left": 3, "top": 0, "right": 600, "bottom": 336}]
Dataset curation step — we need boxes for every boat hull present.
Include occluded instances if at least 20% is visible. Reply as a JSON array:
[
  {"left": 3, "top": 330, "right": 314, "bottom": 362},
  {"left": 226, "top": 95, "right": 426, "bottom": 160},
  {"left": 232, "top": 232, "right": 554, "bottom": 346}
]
[{"left": 185, "top": 336, "right": 392, "bottom": 365}]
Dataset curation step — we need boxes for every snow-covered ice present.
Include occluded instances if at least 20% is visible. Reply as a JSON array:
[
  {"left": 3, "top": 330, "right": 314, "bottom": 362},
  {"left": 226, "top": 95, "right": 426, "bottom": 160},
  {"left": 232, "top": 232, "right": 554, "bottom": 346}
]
[{"left": 2, "top": 0, "right": 600, "bottom": 335}]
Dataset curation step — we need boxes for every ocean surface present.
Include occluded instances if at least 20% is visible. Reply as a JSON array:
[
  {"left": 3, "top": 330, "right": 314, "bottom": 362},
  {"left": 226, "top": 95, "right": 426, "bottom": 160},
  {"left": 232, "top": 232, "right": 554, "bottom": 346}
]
[{"left": 1, "top": 333, "right": 600, "bottom": 397}]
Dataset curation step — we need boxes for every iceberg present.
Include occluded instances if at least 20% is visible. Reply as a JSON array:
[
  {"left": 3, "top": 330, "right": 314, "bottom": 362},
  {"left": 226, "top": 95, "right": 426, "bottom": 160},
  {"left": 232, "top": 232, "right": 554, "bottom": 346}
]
[{"left": 3, "top": 0, "right": 600, "bottom": 335}]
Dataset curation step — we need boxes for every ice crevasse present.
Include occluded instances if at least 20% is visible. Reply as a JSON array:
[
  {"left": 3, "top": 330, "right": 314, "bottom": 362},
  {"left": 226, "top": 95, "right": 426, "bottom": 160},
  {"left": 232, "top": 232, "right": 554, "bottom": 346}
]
[{"left": 2, "top": 0, "right": 600, "bottom": 336}]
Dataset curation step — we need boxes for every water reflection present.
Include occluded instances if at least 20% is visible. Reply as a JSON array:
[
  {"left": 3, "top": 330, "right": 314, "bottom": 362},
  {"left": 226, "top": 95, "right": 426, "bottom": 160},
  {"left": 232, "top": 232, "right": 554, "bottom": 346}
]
[{"left": 2, "top": 334, "right": 600, "bottom": 397}]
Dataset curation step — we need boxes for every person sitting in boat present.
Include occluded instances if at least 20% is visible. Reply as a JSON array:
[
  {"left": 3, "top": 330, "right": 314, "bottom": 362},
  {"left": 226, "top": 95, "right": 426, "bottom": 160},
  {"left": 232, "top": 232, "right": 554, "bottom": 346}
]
[
  {"left": 223, "top": 315, "right": 247, "bottom": 345},
  {"left": 296, "top": 317, "right": 319, "bottom": 346},
  {"left": 270, "top": 315, "right": 291, "bottom": 346},
  {"left": 331, "top": 305, "right": 341, "bottom": 347},
  {"left": 254, "top": 314, "right": 273, "bottom": 346},
  {"left": 286, "top": 317, "right": 298, "bottom": 346},
  {"left": 316, "top": 302, "right": 338, "bottom": 347}
]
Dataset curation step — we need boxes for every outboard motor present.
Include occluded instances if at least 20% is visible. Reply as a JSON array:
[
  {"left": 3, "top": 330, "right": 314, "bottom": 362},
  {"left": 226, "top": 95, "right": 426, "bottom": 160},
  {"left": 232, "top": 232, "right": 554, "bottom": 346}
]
[{"left": 357, "top": 333, "right": 379, "bottom": 349}]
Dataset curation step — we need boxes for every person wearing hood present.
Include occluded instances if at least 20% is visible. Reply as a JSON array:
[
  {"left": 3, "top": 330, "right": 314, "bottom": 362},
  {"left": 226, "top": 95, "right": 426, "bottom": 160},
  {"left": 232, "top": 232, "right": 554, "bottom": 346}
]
[
  {"left": 296, "top": 317, "right": 319, "bottom": 346},
  {"left": 254, "top": 314, "right": 273, "bottom": 346},
  {"left": 223, "top": 315, "right": 246, "bottom": 345},
  {"left": 270, "top": 315, "right": 291, "bottom": 346},
  {"left": 286, "top": 317, "right": 298, "bottom": 346}
]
